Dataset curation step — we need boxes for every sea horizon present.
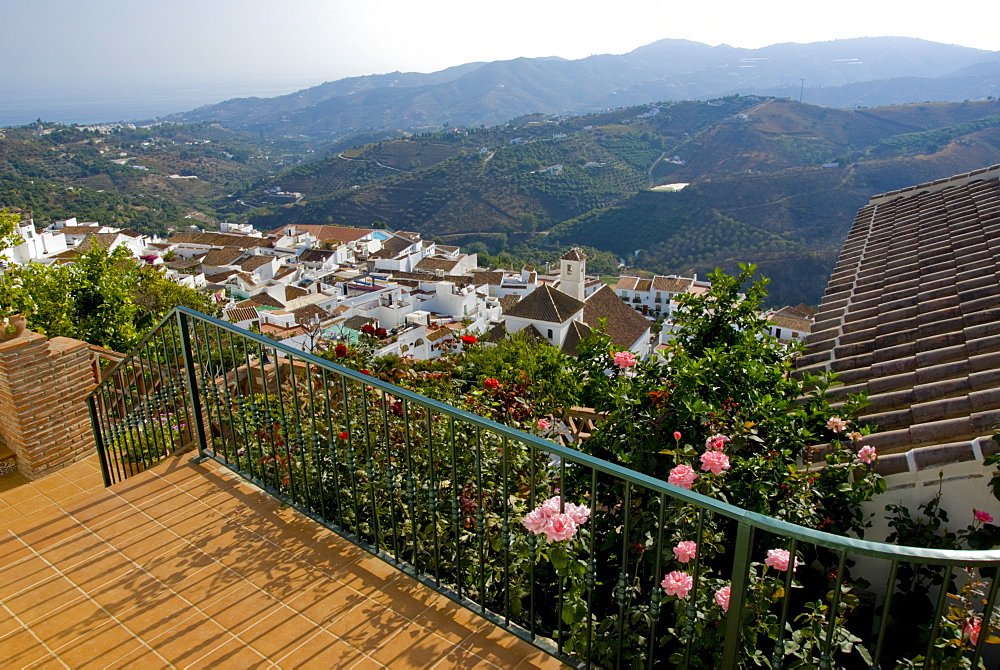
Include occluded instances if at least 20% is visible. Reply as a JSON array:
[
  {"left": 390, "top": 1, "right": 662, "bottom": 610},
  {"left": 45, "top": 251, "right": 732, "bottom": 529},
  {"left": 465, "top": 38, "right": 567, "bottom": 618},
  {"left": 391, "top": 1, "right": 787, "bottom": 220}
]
[{"left": 0, "top": 76, "right": 326, "bottom": 127}]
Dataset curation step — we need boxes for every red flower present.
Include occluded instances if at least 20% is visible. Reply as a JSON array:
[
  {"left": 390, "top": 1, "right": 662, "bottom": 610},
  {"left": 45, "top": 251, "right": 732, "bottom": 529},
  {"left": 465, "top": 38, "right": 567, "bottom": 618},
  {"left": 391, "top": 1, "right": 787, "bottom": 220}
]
[
  {"left": 483, "top": 378, "right": 499, "bottom": 390},
  {"left": 338, "top": 431, "right": 348, "bottom": 440},
  {"left": 360, "top": 324, "right": 376, "bottom": 335},
  {"left": 461, "top": 335, "right": 478, "bottom": 345},
  {"left": 334, "top": 343, "right": 348, "bottom": 358},
  {"left": 360, "top": 369, "right": 371, "bottom": 376},
  {"left": 375, "top": 327, "right": 388, "bottom": 339}
]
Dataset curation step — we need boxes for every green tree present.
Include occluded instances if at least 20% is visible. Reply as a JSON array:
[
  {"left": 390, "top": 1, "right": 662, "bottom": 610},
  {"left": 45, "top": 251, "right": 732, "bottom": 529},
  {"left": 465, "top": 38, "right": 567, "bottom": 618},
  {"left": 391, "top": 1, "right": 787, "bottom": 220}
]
[
  {"left": 14, "top": 246, "right": 219, "bottom": 352},
  {"left": 0, "top": 209, "right": 24, "bottom": 253},
  {"left": 132, "top": 265, "right": 222, "bottom": 330}
]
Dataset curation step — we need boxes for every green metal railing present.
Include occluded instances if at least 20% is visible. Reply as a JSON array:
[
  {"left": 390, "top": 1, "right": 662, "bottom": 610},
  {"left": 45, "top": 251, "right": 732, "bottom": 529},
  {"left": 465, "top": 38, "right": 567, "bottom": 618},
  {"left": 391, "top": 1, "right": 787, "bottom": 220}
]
[{"left": 87, "top": 307, "right": 1000, "bottom": 668}]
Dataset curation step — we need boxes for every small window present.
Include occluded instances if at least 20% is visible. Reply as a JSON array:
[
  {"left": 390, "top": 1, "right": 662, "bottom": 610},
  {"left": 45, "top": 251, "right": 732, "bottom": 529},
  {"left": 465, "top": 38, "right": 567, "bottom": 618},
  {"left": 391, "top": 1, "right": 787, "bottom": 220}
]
[{"left": 547, "top": 329, "right": 553, "bottom": 339}]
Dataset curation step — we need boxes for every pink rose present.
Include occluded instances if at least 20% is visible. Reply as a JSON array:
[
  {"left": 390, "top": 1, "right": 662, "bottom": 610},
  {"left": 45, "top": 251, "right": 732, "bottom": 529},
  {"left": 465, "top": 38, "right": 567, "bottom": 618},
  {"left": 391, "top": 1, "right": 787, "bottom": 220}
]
[
  {"left": 764, "top": 548, "right": 798, "bottom": 572},
  {"left": 965, "top": 618, "right": 981, "bottom": 646},
  {"left": 700, "top": 450, "right": 731, "bottom": 475},
  {"left": 848, "top": 431, "right": 864, "bottom": 442},
  {"left": 705, "top": 434, "right": 730, "bottom": 451},
  {"left": 543, "top": 513, "right": 578, "bottom": 542},
  {"left": 660, "top": 571, "right": 694, "bottom": 598},
  {"left": 975, "top": 510, "right": 994, "bottom": 524},
  {"left": 714, "top": 585, "right": 731, "bottom": 612},
  {"left": 826, "top": 416, "right": 849, "bottom": 433},
  {"left": 673, "top": 431, "right": 682, "bottom": 440},
  {"left": 521, "top": 507, "right": 550, "bottom": 534},
  {"left": 564, "top": 502, "right": 591, "bottom": 526},
  {"left": 537, "top": 418, "right": 552, "bottom": 430},
  {"left": 668, "top": 464, "right": 698, "bottom": 489},
  {"left": 613, "top": 350, "right": 637, "bottom": 368},
  {"left": 541, "top": 496, "right": 562, "bottom": 515},
  {"left": 857, "top": 445, "right": 877, "bottom": 465},
  {"left": 672, "top": 541, "right": 697, "bottom": 564}
]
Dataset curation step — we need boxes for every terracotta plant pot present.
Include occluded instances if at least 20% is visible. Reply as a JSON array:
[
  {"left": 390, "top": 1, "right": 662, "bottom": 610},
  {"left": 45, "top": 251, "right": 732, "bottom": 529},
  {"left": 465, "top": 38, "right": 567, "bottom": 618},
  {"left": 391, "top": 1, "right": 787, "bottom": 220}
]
[{"left": 0, "top": 313, "right": 26, "bottom": 340}]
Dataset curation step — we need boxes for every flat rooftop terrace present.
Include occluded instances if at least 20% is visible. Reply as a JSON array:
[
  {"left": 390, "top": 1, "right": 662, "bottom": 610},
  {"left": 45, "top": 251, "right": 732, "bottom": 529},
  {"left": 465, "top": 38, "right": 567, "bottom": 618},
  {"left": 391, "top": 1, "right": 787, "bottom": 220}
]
[{"left": 0, "top": 456, "right": 565, "bottom": 669}]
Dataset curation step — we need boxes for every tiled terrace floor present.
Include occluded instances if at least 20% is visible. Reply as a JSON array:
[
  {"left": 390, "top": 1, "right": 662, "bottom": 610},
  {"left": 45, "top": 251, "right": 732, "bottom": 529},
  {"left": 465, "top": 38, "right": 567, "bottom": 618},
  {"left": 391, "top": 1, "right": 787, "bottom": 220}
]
[{"left": 0, "top": 455, "right": 566, "bottom": 669}]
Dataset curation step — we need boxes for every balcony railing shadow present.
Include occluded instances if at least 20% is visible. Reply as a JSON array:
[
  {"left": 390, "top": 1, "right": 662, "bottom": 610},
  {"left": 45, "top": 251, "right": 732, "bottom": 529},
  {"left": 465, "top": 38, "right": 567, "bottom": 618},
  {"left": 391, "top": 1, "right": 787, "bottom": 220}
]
[{"left": 87, "top": 307, "right": 1000, "bottom": 669}]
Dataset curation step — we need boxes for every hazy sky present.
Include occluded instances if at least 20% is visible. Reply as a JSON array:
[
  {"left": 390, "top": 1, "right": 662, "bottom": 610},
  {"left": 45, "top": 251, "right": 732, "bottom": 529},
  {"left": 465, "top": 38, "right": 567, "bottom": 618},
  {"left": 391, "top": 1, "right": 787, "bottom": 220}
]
[
  {"left": 3, "top": 0, "right": 999, "bottom": 124},
  {"left": 8, "top": 0, "right": 1000, "bottom": 86}
]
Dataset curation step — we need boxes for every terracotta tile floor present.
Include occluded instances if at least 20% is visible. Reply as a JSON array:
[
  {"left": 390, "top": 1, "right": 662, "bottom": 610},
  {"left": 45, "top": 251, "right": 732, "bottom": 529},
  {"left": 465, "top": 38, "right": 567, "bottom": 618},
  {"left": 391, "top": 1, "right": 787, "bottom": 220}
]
[{"left": 0, "top": 455, "right": 567, "bottom": 669}]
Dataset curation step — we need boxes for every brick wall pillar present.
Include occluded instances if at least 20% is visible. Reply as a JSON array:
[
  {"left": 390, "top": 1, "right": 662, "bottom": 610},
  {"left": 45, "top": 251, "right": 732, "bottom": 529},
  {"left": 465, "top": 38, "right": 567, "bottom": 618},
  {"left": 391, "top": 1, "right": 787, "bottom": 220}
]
[{"left": 0, "top": 331, "right": 98, "bottom": 480}]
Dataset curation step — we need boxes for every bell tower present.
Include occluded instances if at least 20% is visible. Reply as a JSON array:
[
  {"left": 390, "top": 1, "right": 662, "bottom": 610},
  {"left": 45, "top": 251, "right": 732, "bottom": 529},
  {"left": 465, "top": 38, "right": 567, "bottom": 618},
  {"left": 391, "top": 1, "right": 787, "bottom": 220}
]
[{"left": 559, "top": 248, "right": 587, "bottom": 301}]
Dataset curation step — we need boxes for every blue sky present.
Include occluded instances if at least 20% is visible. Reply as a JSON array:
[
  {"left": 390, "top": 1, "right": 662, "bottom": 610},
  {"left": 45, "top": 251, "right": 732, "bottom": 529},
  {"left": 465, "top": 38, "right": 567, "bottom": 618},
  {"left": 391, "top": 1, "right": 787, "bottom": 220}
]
[{"left": 3, "top": 0, "right": 999, "bottom": 124}]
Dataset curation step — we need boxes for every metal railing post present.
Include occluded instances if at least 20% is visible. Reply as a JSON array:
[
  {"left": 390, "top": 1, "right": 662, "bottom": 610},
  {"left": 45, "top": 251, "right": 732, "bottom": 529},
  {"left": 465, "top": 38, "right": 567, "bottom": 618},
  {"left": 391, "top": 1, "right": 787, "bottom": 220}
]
[
  {"left": 177, "top": 310, "right": 210, "bottom": 462},
  {"left": 722, "top": 522, "right": 755, "bottom": 668},
  {"left": 87, "top": 395, "right": 113, "bottom": 487}
]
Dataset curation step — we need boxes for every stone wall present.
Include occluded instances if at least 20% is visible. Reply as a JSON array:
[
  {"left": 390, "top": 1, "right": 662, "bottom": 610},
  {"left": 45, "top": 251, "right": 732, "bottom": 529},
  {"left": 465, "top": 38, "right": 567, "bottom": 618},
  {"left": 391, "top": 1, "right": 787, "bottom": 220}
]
[{"left": 0, "top": 331, "right": 98, "bottom": 480}]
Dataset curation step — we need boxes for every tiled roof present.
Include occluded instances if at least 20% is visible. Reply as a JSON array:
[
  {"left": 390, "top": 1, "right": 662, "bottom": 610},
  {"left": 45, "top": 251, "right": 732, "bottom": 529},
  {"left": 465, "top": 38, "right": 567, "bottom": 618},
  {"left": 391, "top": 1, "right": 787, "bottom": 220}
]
[
  {"left": 483, "top": 321, "right": 508, "bottom": 343},
  {"left": 203, "top": 270, "right": 238, "bottom": 283},
  {"left": 247, "top": 293, "right": 285, "bottom": 309},
  {"left": 168, "top": 231, "right": 274, "bottom": 248},
  {"left": 344, "top": 315, "right": 375, "bottom": 330},
  {"left": 285, "top": 286, "right": 309, "bottom": 301},
  {"left": 521, "top": 324, "right": 545, "bottom": 340},
  {"left": 797, "top": 164, "right": 1000, "bottom": 457},
  {"left": 560, "top": 248, "right": 587, "bottom": 262},
  {"left": 225, "top": 305, "right": 260, "bottom": 323},
  {"left": 469, "top": 271, "right": 505, "bottom": 286},
  {"left": 616, "top": 276, "right": 640, "bottom": 291},
  {"left": 201, "top": 246, "right": 245, "bottom": 267},
  {"left": 368, "top": 236, "right": 414, "bottom": 260},
  {"left": 427, "top": 327, "right": 454, "bottom": 342},
  {"left": 766, "top": 313, "right": 812, "bottom": 333},
  {"left": 504, "top": 285, "right": 584, "bottom": 324},
  {"left": 76, "top": 232, "right": 120, "bottom": 251},
  {"left": 499, "top": 294, "right": 522, "bottom": 313},
  {"left": 164, "top": 259, "right": 201, "bottom": 271},
  {"left": 776, "top": 303, "right": 816, "bottom": 319},
  {"left": 271, "top": 224, "right": 374, "bottom": 243},
  {"left": 583, "top": 285, "right": 652, "bottom": 350},
  {"left": 239, "top": 254, "right": 274, "bottom": 271},
  {"left": 561, "top": 320, "right": 594, "bottom": 356},
  {"left": 634, "top": 279, "right": 652, "bottom": 292},
  {"left": 293, "top": 304, "right": 328, "bottom": 324},
  {"left": 299, "top": 248, "right": 337, "bottom": 263},
  {"left": 652, "top": 276, "right": 694, "bottom": 293},
  {"left": 414, "top": 256, "right": 461, "bottom": 272},
  {"left": 60, "top": 225, "right": 106, "bottom": 236}
]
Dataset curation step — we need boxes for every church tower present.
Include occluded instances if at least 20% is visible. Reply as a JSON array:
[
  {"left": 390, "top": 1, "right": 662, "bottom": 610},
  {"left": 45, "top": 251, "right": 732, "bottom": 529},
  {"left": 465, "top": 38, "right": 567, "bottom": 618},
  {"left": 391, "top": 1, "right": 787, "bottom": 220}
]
[{"left": 559, "top": 247, "right": 587, "bottom": 301}]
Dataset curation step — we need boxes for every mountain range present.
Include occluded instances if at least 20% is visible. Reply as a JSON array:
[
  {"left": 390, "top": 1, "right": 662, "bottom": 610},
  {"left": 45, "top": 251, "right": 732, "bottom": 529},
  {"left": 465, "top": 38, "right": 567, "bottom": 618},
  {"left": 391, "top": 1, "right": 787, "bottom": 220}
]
[
  {"left": 7, "top": 37, "right": 1000, "bottom": 307},
  {"left": 167, "top": 37, "right": 1000, "bottom": 141}
]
